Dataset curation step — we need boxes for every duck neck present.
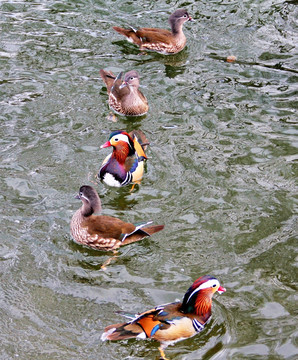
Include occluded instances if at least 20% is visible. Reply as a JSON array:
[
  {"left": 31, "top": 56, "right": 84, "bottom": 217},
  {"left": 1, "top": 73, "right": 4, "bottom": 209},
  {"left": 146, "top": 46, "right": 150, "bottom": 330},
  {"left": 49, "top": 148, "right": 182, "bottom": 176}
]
[
  {"left": 125, "top": 85, "right": 138, "bottom": 99},
  {"left": 171, "top": 20, "right": 183, "bottom": 35},
  {"left": 194, "top": 294, "right": 212, "bottom": 321},
  {"left": 80, "top": 197, "right": 101, "bottom": 218},
  {"left": 112, "top": 144, "right": 133, "bottom": 164},
  {"left": 181, "top": 292, "right": 212, "bottom": 321},
  {"left": 81, "top": 202, "right": 94, "bottom": 217}
]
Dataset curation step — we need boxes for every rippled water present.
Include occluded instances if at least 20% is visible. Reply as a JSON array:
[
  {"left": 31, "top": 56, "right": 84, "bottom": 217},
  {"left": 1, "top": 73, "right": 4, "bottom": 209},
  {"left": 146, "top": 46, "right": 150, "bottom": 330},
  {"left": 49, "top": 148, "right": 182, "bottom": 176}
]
[{"left": 0, "top": 0, "right": 297, "bottom": 359}]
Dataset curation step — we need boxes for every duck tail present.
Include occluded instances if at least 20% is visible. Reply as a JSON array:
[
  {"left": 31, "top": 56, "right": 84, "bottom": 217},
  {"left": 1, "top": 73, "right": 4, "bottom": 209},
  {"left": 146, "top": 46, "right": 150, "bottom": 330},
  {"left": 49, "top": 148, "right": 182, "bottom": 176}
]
[
  {"left": 101, "top": 322, "right": 142, "bottom": 341},
  {"left": 121, "top": 224, "right": 164, "bottom": 246},
  {"left": 99, "top": 69, "right": 116, "bottom": 93},
  {"left": 113, "top": 26, "right": 142, "bottom": 46}
]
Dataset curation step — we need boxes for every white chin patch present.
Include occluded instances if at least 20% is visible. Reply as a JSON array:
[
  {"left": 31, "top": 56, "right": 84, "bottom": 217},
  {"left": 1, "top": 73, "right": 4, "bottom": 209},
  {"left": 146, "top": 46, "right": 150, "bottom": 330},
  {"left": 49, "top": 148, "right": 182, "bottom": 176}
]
[{"left": 103, "top": 173, "right": 121, "bottom": 187}]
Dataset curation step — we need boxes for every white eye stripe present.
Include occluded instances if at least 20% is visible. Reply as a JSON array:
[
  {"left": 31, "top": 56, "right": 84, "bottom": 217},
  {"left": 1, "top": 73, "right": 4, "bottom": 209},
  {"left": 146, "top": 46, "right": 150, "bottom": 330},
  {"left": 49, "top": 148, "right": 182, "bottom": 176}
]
[
  {"left": 186, "top": 279, "right": 220, "bottom": 304},
  {"left": 80, "top": 194, "right": 90, "bottom": 202},
  {"left": 111, "top": 133, "right": 129, "bottom": 143},
  {"left": 198, "top": 279, "right": 220, "bottom": 291}
]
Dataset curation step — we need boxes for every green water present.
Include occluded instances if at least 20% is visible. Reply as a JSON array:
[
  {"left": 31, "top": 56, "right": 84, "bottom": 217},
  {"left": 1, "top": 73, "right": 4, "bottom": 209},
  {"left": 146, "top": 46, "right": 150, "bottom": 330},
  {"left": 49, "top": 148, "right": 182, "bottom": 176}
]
[{"left": 0, "top": 1, "right": 297, "bottom": 359}]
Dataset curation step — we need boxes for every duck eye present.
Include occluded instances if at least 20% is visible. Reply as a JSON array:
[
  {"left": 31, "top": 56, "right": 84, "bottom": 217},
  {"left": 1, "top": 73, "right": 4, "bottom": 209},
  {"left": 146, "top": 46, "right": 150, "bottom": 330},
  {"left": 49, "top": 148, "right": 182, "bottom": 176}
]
[
  {"left": 130, "top": 77, "right": 134, "bottom": 80},
  {"left": 80, "top": 192, "right": 83, "bottom": 197},
  {"left": 114, "top": 138, "right": 118, "bottom": 142},
  {"left": 212, "top": 284, "right": 217, "bottom": 288},
  {"left": 183, "top": 14, "right": 188, "bottom": 17}
]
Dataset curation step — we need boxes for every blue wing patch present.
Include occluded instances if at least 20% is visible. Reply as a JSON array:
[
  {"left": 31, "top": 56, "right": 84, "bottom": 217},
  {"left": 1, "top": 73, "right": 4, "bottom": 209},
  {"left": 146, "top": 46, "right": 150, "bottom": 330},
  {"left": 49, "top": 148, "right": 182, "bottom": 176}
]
[
  {"left": 150, "top": 324, "right": 161, "bottom": 337},
  {"left": 129, "top": 157, "right": 139, "bottom": 173}
]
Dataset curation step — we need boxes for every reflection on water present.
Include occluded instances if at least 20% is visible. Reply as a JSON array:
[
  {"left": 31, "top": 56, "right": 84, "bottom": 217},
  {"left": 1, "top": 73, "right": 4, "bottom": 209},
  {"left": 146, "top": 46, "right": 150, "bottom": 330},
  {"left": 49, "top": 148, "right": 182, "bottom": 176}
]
[{"left": 0, "top": 0, "right": 297, "bottom": 359}]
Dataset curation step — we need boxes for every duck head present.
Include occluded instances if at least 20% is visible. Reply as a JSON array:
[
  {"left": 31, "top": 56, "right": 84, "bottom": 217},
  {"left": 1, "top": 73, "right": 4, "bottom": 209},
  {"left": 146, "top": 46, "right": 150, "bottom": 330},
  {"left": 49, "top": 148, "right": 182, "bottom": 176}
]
[
  {"left": 75, "top": 185, "right": 102, "bottom": 216},
  {"left": 181, "top": 275, "right": 226, "bottom": 318},
  {"left": 169, "top": 9, "right": 193, "bottom": 33},
  {"left": 100, "top": 131, "right": 135, "bottom": 157},
  {"left": 119, "top": 70, "right": 140, "bottom": 90}
]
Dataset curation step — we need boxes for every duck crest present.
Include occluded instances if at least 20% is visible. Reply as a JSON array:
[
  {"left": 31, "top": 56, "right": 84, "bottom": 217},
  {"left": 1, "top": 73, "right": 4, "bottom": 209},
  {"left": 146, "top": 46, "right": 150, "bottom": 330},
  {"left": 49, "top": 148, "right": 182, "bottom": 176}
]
[{"left": 181, "top": 275, "right": 215, "bottom": 318}]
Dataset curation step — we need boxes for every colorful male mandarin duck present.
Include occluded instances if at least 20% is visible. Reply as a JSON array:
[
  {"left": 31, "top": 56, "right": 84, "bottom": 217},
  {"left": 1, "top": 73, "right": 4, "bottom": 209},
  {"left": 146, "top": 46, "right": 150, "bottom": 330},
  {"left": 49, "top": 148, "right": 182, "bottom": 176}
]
[
  {"left": 70, "top": 185, "right": 164, "bottom": 251},
  {"left": 113, "top": 9, "right": 193, "bottom": 55},
  {"left": 98, "top": 130, "right": 148, "bottom": 188},
  {"left": 101, "top": 275, "right": 226, "bottom": 359},
  {"left": 99, "top": 70, "right": 148, "bottom": 116}
]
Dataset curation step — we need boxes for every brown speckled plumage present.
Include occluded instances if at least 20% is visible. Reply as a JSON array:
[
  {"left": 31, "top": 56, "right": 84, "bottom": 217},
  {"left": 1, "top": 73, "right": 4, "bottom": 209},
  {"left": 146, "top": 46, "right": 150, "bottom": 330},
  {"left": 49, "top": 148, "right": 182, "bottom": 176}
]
[
  {"left": 100, "top": 70, "right": 148, "bottom": 116},
  {"left": 113, "top": 9, "right": 192, "bottom": 55},
  {"left": 70, "top": 185, "right": 164, "bottom": 250}
]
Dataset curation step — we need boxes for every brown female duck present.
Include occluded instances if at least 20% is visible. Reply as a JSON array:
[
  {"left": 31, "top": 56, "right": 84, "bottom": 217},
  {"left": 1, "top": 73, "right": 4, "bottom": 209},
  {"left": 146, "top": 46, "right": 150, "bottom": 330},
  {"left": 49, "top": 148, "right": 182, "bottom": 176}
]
[
  {"left": 100, "top": 70, "right": 148, "bottom": 116},
  {"left": 113, "top": 9, "right": 193, "bottom": 55},
  {"left": 70, "top": 185, "right": 164, "bottom": 251}
]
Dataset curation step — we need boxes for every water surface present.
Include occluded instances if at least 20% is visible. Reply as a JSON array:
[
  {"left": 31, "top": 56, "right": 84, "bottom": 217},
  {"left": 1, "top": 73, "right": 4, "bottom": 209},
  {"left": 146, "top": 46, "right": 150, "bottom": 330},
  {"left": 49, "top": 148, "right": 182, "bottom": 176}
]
[{"left": 0, "top": 0, "right": 297, "bottom": 359}]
